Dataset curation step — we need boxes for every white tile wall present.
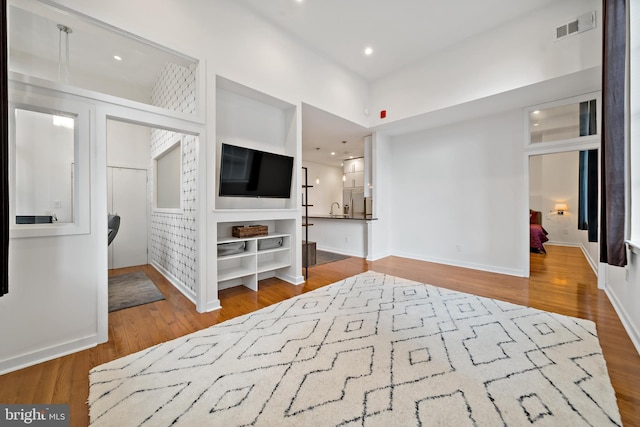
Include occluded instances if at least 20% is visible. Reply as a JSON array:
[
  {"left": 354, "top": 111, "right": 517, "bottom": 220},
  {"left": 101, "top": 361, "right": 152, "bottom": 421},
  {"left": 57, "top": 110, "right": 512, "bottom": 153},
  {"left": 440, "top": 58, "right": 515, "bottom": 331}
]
[{"left": 150, "top": 63, "right": 198, "bottom": 294}]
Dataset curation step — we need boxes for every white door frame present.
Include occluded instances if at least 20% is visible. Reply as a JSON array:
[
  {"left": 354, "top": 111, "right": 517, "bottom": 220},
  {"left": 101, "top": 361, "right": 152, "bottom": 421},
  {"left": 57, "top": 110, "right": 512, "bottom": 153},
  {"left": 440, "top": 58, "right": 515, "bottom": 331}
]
[
  {"left": 522, "top": 143, "right": 600, "bottom": 279},
  {"left": 95, "top": 104, "right": 208, "bottom": 343}
]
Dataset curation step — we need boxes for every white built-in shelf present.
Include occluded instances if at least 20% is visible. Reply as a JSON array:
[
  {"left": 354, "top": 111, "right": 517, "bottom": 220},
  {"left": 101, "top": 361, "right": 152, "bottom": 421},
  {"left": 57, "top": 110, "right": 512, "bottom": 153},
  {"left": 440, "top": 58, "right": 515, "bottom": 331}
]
[{"left": 217, "top": 232, "right": 291, "bottom": 291}]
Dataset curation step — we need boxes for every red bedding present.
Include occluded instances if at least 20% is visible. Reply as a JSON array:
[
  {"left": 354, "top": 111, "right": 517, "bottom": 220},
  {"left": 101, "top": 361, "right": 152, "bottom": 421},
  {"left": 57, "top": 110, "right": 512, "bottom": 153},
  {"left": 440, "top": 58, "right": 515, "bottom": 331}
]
[{"left": 530, "top": 223, "right": 549, "bottom": 253}]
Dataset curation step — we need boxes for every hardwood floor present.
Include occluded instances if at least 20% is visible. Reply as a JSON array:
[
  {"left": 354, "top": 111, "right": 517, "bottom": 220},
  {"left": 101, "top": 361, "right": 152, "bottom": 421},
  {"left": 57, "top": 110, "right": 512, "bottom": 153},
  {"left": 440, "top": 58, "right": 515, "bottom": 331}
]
[{"left": 0, "top": 245, "right": 638, "bottom": 426}]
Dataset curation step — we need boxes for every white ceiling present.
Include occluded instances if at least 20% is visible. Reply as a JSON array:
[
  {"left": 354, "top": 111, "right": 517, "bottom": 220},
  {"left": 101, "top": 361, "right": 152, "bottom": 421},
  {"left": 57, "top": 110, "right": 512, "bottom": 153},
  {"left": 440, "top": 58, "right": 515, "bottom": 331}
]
[
  {"left": 8, "top": 0, "right": 195, "bottom": 104},
  {"left": 236, "top": 0, "right": 559, "bottom": 82},
  {"left": 236, "top": 0, "right": 561, "bottom": 166},
  {"left": 301, "top": 104, "right": 369, "bottom": 168}
]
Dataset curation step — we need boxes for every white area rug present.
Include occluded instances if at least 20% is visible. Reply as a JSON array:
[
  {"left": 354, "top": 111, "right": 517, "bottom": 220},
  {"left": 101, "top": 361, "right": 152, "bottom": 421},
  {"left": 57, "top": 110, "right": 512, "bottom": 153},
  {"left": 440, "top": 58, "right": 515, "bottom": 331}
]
[{"left": 89, "top": 271, "right": 621, "bottom": 426}]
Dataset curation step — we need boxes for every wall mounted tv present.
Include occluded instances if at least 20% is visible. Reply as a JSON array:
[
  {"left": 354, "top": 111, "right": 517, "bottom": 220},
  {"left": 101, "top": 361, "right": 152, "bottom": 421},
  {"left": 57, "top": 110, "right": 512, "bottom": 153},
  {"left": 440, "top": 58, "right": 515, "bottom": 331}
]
[{"left": 219, "top": 143, "right": 294, "bottom": 198}]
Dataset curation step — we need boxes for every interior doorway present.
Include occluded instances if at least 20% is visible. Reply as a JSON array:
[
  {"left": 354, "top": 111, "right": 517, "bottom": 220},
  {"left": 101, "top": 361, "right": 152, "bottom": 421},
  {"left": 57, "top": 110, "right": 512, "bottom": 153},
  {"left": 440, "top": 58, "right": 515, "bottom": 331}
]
[
  {"left": 528, "top": 150, "right": 599, "bottom": 273},
  {"left": 107, "top": 166, "right": 148, "bottom": 268},
  {"left": 106, "top": 119, "right": 151, "bottom": 269}
]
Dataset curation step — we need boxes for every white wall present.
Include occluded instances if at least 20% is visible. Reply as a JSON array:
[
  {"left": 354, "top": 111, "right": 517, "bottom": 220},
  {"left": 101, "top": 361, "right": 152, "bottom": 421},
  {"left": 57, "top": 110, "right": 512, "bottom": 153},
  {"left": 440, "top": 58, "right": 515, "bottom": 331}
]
[
  {"left": 603, "top": 0, "right": 640, "bottom": 355},
  {"left": 1, "top": 88, "right": 103, "bottom": 374},
  {"left": 368, "top": 132, "right": 392, "bottom": 260},
  {"left": 106, "top": 120, "right": 150, "bottom": 168},
  {"left": 301, "top": 161, "right": 343, "bottom": 216},
  {"left": 369, "top": 0, "right": 601, "bottom": 127},
  {"left": 388, "top": 109, "right": 525, "bottom": 276},
  {"left": 529, "top": 155, "right": 544, "bottom": 210},
  {"left": 606, "top": 262, "right": 640, "bottom": 355}
]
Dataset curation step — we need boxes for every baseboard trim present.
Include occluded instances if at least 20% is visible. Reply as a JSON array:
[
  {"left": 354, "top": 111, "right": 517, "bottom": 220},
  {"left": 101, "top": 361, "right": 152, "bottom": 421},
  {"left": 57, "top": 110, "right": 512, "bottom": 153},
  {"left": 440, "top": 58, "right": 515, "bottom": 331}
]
[
  {"left": 200, "top": 299, "right": 222, "bottom": 313},
  {"left": 0, "top": 335, "right": 98, "bottom": 376},
  {"left": 315, "top": 245, "right": 365, "bottom": 258},
  {"left": 391, "top": 251, "right": 526, "bottom": 278},
  {"left": 605, "top": 287, "right": 640, "bottom": 357},
  {"left": 277, "top": 272, "right": 305, "bottom": 286},
  {"left": 367, "top": 250, "right": 392, "bottom": 262},
  {"left": 151, "top": 261, "right": 197, "bottom": 306},
  {"left": 579, "top": 244, "right": 598, "bottom": 275}
]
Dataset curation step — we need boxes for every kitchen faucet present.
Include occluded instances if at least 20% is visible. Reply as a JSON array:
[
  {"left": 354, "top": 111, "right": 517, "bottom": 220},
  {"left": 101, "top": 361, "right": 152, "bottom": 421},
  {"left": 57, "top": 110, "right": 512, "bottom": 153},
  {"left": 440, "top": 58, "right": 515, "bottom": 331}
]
[{"left": 330, "top": 202, "right": 340, "bottom": 215}]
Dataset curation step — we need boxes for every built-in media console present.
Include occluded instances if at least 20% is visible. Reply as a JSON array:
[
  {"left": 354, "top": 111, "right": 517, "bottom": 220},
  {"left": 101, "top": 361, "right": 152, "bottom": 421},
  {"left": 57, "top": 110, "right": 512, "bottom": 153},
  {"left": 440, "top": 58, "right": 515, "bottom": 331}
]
[
  {"left": 214, "top": 76, "right": 299, "bottom": 294},
  {"left": 216, "top": 229, "right": 291, "bottom": 291}
]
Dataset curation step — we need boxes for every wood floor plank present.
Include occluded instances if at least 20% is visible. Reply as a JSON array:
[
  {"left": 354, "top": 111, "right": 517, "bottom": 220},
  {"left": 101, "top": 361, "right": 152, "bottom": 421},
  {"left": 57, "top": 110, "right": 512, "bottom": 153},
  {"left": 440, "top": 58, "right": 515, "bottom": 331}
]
[{"left": 0, "top": 247, "right": 638, "bottom": 426}]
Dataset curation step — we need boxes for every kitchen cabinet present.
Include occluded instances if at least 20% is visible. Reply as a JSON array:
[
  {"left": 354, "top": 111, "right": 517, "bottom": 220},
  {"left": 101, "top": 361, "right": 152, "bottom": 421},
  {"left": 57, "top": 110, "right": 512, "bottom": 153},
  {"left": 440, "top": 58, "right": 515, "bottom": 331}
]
[
  {"left": 344, "top": 158, "right": 364, "bottom": 173},
  {"left": 343, "top": 158, "right": 364, "bottom": 189},
  {"left": 344, "top": 172, "right": 364, "bottom": 188}
]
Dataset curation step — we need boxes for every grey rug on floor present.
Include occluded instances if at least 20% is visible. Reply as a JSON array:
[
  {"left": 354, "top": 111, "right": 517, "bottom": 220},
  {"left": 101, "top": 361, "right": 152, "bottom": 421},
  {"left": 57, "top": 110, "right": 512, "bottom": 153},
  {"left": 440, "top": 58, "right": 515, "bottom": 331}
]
[
  {"left": 108, "top": 271, "right": 165, "bottom": 312},
  {"left": 90, "top": 271, "right": 621, "bottom": 426},
  {"left": 314, "top": 250, "right": 350, "bottom": 266}
]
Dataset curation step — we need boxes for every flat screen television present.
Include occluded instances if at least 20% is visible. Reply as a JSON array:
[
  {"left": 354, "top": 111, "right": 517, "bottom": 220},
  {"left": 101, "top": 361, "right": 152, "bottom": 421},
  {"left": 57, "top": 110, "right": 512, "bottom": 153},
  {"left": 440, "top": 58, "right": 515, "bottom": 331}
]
[{"left": 219, "top": 143, "right": 294, "bottom": 198}]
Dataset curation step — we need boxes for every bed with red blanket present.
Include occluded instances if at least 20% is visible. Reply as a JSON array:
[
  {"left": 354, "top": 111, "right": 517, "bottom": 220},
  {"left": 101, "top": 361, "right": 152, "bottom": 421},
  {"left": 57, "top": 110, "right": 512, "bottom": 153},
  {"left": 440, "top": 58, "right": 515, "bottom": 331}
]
[{"left": 530, "top": 210, "right": 549, "bottom": 253}]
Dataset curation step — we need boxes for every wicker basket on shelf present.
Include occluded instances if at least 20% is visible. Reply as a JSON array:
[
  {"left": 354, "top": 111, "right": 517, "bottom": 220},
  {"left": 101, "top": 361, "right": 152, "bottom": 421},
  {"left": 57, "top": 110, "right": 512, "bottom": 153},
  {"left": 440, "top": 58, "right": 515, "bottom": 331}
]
[{"left": 232, "top": 225, "right": 268, "bottom": 238}]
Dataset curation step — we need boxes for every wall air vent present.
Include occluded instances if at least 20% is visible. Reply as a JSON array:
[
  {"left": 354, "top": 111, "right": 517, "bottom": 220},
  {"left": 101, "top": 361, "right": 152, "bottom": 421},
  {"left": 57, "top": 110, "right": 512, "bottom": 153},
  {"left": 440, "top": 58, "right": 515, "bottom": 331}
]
[
  {"left": 555, "top": 11, "right": 596, "bottom": 41},
  {"left": 556, "top": 25, "right": 568, "bottom": 39}
]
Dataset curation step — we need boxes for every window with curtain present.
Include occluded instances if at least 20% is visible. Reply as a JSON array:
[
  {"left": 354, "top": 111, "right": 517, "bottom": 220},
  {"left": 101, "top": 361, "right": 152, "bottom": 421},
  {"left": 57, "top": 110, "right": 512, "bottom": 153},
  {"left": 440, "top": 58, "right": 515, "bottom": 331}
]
[
  {"left": 578, "top": 149, "right": 598, "bottom": 242},
  {"left": 601, "top": 0, "right": 627, "bottom": 267},
  {"left": 527, "top": 97, "right": 598, "bottom": 145}
]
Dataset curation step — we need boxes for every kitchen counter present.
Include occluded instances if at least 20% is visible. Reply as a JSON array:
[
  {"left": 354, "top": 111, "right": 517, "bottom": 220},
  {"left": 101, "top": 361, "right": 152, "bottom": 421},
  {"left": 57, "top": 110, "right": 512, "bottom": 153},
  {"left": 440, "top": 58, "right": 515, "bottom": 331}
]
[
  {"left": 303, "top": 215, "right": 371, "bottom": 258},
  {"left": 307, "top": 214, "right": 377, "bottom": 221}
]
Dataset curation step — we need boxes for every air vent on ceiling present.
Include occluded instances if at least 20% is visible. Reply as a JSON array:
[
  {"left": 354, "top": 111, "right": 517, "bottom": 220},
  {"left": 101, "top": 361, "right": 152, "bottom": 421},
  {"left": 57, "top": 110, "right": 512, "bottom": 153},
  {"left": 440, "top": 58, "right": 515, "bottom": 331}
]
[{"left": 555, "top": 11, "right": 596, "bottom": 41}]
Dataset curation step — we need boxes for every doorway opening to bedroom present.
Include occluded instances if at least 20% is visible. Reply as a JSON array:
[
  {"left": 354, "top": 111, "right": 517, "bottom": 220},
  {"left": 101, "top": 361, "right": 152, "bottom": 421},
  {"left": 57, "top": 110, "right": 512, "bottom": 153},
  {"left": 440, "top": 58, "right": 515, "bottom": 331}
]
[
  {"left": 524, "top": 92, "right": 601, "bottom": 279},
  {"left": 528, "top": 150, "right": 599, "bottom": 275}
]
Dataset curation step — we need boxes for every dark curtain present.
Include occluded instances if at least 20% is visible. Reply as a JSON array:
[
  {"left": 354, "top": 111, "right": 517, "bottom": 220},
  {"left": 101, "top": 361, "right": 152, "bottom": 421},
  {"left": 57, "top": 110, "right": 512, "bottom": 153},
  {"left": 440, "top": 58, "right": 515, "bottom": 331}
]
[
  {"left": 1, "top": 0, "right": 8, "bottom": 297},
  {"left": 600, "top": 0, "right": 627, "bottom": 267},
  {"left": 579, "top": 100, "right": 598, "bottom": 136},
  {"left": 578, "top": 149, "right": 599, "bottom": 242}
]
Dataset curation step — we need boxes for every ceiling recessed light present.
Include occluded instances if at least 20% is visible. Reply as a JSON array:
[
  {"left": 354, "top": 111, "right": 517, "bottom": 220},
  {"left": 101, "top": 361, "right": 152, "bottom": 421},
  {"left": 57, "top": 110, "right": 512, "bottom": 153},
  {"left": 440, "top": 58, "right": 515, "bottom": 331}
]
[
  {"left": 113, "top": 55, "right": 122, "bottom": 61},
  {"left": 532, "top": 110, "right": 540, "bottom": 114},
  {"left": 331, "top": 152, "right": 335, "bottom": 156},
  {"left": 364, "top": 47, "right": 373, "bottom": 56}
]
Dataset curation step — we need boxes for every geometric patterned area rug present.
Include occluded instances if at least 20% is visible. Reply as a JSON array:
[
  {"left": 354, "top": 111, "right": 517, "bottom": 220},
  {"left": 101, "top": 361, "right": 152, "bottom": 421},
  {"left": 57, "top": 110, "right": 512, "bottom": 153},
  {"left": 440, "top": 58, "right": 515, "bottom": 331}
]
[
  {"left": 89, "top": 271, "right": 621, "bottom": 426},
  {"left": 108, "top": 271, "right": 165, "bottom": 312}
]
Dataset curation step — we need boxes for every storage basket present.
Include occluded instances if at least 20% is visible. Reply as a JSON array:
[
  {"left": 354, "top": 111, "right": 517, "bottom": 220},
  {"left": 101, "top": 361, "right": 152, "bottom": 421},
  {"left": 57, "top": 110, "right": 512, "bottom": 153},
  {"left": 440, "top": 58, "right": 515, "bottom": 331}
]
[
  {"left": 217, "top": 241, "right": 246, "bottom": 256},
  {"left": 232, "top": 225, "right": 268, "bottom": 238},
  {"left": 257, "top": 237, "right": 283, "bottom": 250}
]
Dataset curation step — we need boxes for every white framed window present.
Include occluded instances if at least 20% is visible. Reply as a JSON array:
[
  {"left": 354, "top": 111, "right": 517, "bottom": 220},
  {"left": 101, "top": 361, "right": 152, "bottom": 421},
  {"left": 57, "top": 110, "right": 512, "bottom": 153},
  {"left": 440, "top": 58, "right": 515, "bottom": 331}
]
[
  {"left": 8, "top": 0, "right": 204, "bottom": 121},
  {"left": 9, "top": 92, "right": 91, "bottom": 237},
  {"left": 525, "top": 92, "right": 601, "bottom": 150},
  {"left": 153, "top": 140, "right": 182, "bottom": 213}
]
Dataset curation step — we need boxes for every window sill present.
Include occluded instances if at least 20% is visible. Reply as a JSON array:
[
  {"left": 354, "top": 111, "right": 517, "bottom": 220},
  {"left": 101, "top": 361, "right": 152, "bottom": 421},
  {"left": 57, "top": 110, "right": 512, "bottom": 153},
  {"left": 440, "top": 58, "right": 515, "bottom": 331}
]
[
  {"left": 626, "top": 240, "right": 640, "bottom": 256},
  {"left": 153, "top": 208, "right": 184, "bottom": 215}
]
